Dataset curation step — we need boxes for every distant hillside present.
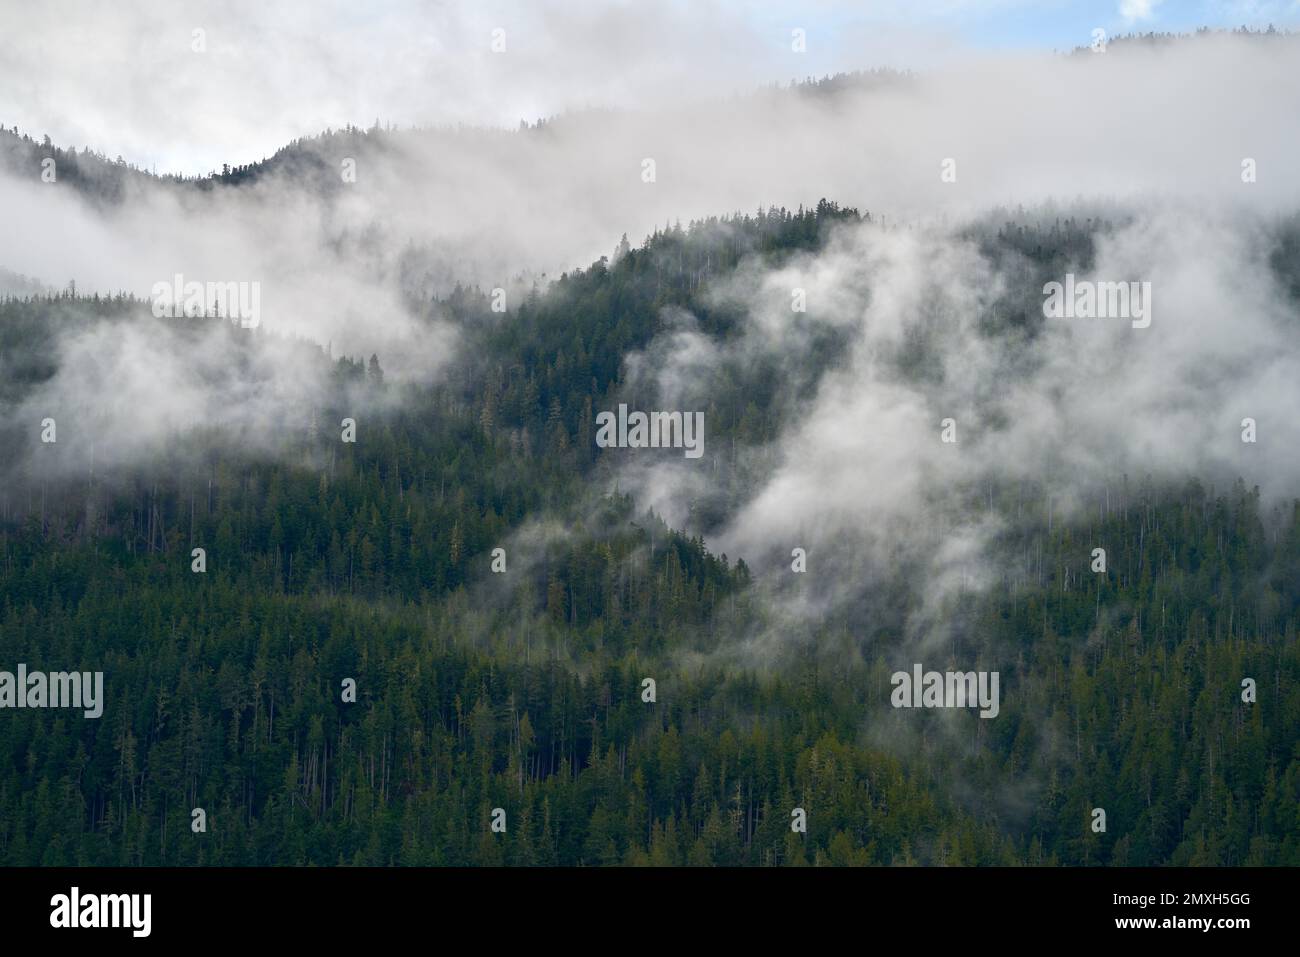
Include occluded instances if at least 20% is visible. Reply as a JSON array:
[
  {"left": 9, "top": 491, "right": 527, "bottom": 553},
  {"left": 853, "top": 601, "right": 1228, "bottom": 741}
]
[
  {"left": 0, "top": 68, "right": 912, "bottom": 205},
  {"left": 0, "top": 266, "right": 51, "bottom": 299}
]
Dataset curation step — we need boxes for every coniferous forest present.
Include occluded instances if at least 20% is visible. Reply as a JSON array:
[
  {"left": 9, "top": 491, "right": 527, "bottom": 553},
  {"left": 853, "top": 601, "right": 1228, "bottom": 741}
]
[
  {"left": 1, "top": 17, "right": 1298, "bottom": 877},
  {"left": 1, "top": 201, "right": 1297, "bottom": 867}
]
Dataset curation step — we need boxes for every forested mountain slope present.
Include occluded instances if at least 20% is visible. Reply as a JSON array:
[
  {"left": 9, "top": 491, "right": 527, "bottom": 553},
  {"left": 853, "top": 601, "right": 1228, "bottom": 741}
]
[{"left": 1, "top": 201, "right": 1296, "bottom": 865}]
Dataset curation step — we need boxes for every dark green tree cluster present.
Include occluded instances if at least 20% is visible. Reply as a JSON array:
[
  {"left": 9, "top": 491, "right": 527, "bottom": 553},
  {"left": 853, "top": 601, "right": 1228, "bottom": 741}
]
[{"left": 0, "top": 201, "right": 1296, "bottom": 866}]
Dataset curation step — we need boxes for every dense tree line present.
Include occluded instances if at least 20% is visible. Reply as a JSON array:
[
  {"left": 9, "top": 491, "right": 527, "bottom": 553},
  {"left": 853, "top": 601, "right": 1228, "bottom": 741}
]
[{"left": 0, "top": 203, "right": 1296, "bottom": 866}]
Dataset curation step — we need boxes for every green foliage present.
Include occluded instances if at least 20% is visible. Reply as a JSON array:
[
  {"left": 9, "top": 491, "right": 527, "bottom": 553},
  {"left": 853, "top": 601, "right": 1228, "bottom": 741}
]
[{"left": 0, "top": 205, "right": 1296, "bottom": 866}]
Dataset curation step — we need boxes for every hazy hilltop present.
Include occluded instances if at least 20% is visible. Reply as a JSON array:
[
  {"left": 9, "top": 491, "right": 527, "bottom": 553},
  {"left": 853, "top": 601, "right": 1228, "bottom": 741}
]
[
  {"left": 2, "top": 25, "right": 1293, "bottom": 205},
  {"left": 0, "top": 266, "right": 50, "bottom": 298},
  {"left": 0, "top": 67, "right": 915, "bottom": 205}
]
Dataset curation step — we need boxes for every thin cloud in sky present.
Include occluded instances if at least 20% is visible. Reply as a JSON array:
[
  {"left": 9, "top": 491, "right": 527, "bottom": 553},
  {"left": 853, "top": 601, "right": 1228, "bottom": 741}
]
[{"left": 1119, "top": 0, "right": 1163, "bottom": 23}]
